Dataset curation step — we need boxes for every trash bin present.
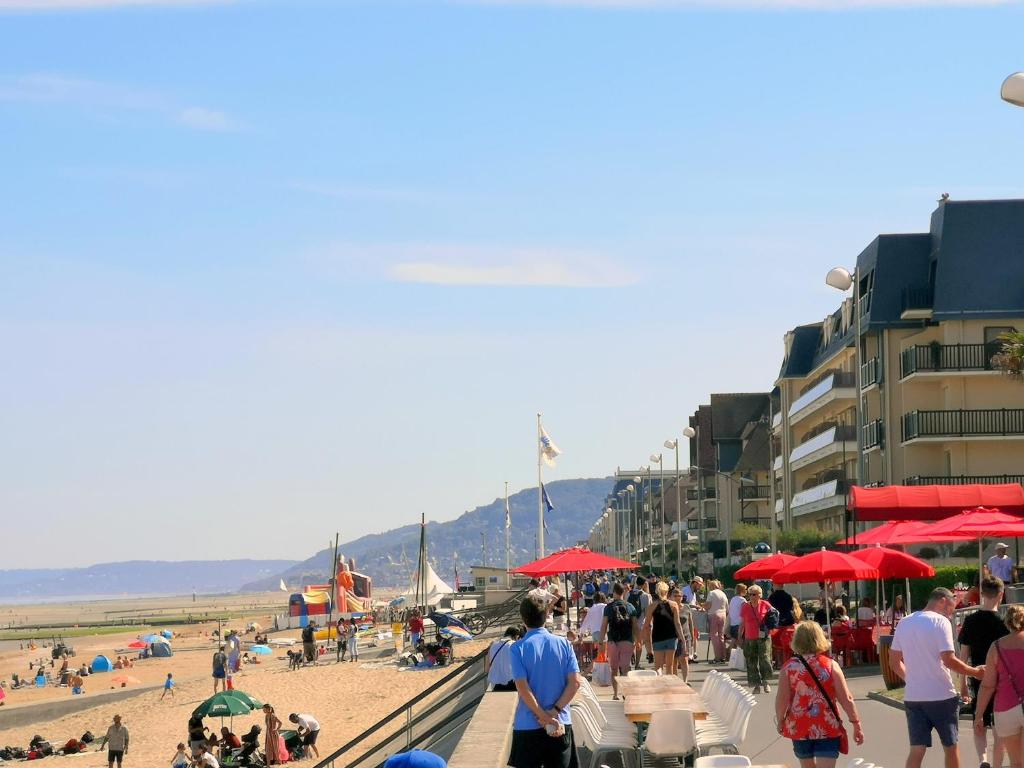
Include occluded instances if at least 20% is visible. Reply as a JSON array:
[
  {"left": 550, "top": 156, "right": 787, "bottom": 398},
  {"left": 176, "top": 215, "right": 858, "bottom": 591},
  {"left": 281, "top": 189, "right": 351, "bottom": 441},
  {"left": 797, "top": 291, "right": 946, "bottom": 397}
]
[
  {"left": 1005, "top": 584, "right": 1024, "bottom": 604},
  {"left": 879, "top": 634, "right": 904, "bottom": 691}
]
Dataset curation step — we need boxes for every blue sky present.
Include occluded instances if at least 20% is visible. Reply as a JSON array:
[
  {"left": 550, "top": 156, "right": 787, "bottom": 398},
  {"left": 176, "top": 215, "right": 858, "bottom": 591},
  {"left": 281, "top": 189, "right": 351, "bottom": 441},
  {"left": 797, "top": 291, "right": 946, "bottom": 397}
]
[{"left": 3, "top": 0, "right": 1023, "bottom": 569}]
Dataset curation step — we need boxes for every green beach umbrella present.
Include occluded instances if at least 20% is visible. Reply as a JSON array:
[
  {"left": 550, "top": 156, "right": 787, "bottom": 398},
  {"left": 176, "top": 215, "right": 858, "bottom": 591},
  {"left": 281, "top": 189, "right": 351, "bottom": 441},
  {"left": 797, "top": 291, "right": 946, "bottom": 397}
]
[
  {"left": 223, "top": 689, "right": 263, "bottom": 710},
  {"left": 193, "top": 692, "right": 253, "bottom": 719}
]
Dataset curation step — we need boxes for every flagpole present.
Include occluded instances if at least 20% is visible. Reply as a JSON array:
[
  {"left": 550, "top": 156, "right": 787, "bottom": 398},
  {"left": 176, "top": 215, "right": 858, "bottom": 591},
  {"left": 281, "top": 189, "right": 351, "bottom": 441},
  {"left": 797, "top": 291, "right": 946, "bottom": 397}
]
[
  {"left": 537, "top": 413, "right": 545, "bottom": 557},
  {"left": 505, "top": 481, "right": 511, "bottom": 589}
]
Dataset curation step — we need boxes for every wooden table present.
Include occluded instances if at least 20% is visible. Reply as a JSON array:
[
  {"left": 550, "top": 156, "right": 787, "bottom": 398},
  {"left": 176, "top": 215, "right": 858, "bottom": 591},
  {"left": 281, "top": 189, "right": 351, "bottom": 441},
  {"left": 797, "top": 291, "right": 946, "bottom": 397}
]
[
  {"left": 614, "top": 675, "right": 695, "bottom": 698},
  {"left": 621, "top": 692, "right": 707, "bottom": 723}
]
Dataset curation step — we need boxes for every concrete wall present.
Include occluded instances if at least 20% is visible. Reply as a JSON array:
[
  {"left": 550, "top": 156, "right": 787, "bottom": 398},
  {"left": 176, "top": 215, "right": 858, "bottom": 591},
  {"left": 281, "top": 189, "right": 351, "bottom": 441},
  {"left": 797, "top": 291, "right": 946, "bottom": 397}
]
[{"left": 446, "top": 693, "right": 517, "bottom": 768}]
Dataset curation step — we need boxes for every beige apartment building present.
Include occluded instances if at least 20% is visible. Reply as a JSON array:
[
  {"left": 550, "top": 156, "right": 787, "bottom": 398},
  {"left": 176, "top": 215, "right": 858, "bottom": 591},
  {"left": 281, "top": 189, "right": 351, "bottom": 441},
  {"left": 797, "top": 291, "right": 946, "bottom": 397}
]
[{"left": 777, "top": 199, "right": 1024, "bottom": 534}]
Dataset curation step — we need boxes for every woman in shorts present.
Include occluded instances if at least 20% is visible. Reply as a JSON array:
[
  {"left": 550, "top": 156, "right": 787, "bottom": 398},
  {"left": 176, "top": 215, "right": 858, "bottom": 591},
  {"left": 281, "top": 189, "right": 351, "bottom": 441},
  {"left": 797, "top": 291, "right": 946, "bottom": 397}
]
[{"left": 644, "top": 581, "right": 686, "bottom": 676}]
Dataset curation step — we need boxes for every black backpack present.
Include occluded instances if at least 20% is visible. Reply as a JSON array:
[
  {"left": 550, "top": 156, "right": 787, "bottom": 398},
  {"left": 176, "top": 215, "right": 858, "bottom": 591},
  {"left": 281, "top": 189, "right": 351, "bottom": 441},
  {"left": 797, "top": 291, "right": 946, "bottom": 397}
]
[
  {"left": 626, "top": 588, "right": 644, "bottom": 615},
  {"left": 606, "top": 600, "right": 634, "bottom": 642}
]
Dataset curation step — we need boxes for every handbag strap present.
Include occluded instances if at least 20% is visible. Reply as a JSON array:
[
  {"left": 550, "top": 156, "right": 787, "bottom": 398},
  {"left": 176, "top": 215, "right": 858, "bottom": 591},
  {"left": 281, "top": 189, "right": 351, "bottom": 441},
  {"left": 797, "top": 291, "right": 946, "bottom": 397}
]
[
  {"left": 488, "top": 639, "right": 511, "bottom": 665},
  {"left": 995, "top": 640, "right": 1024, "bottom": 705},
  {"left": 796, "top": 654, "right": 842, "bottom": 722}
]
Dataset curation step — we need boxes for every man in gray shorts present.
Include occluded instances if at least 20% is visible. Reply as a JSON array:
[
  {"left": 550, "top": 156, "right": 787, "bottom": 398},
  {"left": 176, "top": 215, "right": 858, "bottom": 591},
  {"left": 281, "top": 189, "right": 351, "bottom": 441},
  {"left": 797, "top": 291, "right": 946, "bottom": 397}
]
[{"left": 891, "top": 587, "right": 985, "bottom": 768}]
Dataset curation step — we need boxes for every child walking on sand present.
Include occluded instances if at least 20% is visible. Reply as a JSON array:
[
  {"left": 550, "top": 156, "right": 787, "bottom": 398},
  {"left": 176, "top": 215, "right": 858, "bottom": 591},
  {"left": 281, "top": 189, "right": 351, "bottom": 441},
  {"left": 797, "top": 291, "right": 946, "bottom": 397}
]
[
  {"left": 161, "top": 673, "right": 175, "bottom": 700},
  {"left": 171, "top": 744, "right": 189, "bottom": 768}
]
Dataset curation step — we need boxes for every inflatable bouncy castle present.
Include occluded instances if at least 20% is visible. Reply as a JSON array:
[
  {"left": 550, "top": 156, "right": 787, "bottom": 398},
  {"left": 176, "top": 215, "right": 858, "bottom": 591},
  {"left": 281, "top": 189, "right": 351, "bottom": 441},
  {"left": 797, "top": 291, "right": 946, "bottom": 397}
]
[{"left": 288, "top": 589, "right": 332, "bottom": 627}]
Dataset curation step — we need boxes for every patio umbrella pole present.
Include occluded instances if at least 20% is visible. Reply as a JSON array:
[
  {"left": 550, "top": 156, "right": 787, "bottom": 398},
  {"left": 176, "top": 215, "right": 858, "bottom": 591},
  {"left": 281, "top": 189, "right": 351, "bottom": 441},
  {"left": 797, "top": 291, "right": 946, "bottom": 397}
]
[
  {"left": 905, "top": 577, "right": 911, "bottom": 613},
  {"left": 825, "top": 580, "right": 832, "bottom": 641},
  {"left": 979, "top": 538, "right": 985, "bottom": 589}
]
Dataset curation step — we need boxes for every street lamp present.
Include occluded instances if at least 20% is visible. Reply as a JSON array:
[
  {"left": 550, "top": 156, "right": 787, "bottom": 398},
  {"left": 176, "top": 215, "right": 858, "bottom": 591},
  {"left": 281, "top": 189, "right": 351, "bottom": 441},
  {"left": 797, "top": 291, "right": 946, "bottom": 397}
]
[
  {"left": 664, "top": 438, "right": 682, "bottom": 577},
  {"left": 682, "top": 425, "right": 702, "bottom": 551},
  {"left": 827, "top": 266, "right": 865, "bottom": 545},
  {"left": 1003, "top": 73, "right": 1024, "bottom": 107},
  {"left": 650, "top": 453, "right": 665, "bottom": 573}
]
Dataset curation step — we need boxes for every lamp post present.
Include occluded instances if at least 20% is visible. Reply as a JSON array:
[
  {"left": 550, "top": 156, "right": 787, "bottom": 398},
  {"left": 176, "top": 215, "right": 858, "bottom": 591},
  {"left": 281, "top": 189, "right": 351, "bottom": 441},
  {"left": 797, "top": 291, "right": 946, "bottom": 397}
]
[
  {"left": 682, "top": 426, "right": 702, "bottom": 549},
  {"left": 632, "top": 476, "right": 642, "bottom": 563},
  {"left": 1003, "top": 73, "right": 1024, "bottom": 106},
  {"left": 616, "top": 489, "right": 628, "bottom": 558},
  {"left": 626, "top": 484, "right": 636, "bottom": 559},
  {"left": 641, "top": 466, "right": 652, "bottom": 571},
  {"left": 826, "top": 266, "right": 864, "bottom": 489},
  {"left": 650, "top": 453, "right": 665, "bottom": 574},
  {"left": 664, "top": 438, "right": 682, "bottom": 578}
]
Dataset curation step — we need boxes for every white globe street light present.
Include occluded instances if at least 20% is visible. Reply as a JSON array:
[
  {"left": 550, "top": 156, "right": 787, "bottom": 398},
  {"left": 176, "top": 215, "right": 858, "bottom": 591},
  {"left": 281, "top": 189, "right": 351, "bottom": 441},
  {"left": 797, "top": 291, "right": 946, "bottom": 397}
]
[{"left": 1003, "top": 73, "right": 1024, "bottom": 107}]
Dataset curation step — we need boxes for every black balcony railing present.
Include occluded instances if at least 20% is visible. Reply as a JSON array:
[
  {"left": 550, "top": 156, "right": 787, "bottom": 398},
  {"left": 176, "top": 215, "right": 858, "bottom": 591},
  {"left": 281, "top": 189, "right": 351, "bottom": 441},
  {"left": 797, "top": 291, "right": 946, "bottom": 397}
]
[
  {"left": 863, "top": 419, "right": 884, "bottom": 450},
  {"left": 861, "top": 357, "right": 880, "bottom": 388},
  {"left": 905, "top": 474, "right": 1024, "bottom": 487},
  {"left": 686, "top": 517, "right": 719, "bottom": 530},
  {"left": 902, "top": 285, "right": 934, "bottom": 314},
  {"left": 902, "top": 409, "right": 1024, "bottom": 440},
  {"left": 900, "top": 343, "right": 998, "bottom": 377},
  {"left": 740, "top": 516, "right": 772, "bottom": 526},
  {"left": 738, "top": 485, "right": 770, "bottom": 500},
  {"left": 686, "top": 488, "right": 717, "bottom": 500}
]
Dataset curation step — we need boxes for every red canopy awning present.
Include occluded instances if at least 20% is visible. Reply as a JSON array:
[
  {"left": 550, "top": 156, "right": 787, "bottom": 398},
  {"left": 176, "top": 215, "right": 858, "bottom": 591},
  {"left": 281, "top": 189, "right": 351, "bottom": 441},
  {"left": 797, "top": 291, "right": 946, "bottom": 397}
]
[
  {"left": 514, "top": 547, "right": 640, "bottom": 577},
  {"left": 849, "top": 484, "right": 1024, "bottom": 521}
]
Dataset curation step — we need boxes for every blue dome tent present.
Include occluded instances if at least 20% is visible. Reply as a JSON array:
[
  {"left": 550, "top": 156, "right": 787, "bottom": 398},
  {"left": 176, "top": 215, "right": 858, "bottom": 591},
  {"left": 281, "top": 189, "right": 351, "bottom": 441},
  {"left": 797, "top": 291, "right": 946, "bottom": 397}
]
[
  {"left": 151, "top": 641, "right": 173, "bottom": 658},
  {"left": 91, "top": 655, "right": 113, "bottom": 672}
]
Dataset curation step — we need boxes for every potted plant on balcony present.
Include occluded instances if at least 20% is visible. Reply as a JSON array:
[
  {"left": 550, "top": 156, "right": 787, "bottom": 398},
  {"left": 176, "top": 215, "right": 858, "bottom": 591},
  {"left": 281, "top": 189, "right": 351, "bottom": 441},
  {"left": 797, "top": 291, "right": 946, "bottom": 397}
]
[{"left": 992, "top": 330, "right": 1024, "bottom": 379}]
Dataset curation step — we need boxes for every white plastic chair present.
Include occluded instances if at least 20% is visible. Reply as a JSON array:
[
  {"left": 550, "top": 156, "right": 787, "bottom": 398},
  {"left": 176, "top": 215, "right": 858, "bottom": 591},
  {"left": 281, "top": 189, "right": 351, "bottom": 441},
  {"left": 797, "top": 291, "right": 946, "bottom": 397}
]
[
  {"left": 694, "top": 756, "right": 752, "bottom": 768},
  {"left": 628, "top": 669, "right": 659, "bottom": 677},
  {"left": 641, "top": 710, "right": 697, "bottom": 766},
  {"left": 695, "top": 693, "right": 755, "bottom": 754},
  {"left": 572, "top": 702, "right": 640, "bottom": 768}
]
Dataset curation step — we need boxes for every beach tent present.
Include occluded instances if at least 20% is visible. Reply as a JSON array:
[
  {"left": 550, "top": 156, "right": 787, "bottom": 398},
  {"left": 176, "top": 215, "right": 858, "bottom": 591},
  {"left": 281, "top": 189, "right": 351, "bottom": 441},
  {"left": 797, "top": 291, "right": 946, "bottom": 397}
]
[
  {"left": 151, "top": 641, "right": 173, "bottom": 657},
  {"left": 91, "top": 655, "right": 113, "bottom": 672},
  {"left": 160, "top": 630, "right": 173, "bottom": 639},
  {"left": 400, "top": 560, "right": 455, "bottom": 607}
]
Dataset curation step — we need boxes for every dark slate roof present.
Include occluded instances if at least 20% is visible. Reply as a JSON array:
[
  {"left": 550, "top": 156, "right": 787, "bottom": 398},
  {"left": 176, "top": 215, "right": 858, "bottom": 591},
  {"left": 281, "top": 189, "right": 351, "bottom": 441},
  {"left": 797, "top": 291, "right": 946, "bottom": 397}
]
[
  {"left": 778, "top": 324, "right": 823, "bottom": 379},
  {"left": 709, "top": 393, "right": 770, "bottom": 441},
  {"left": 734, "top": 420, "right": 771, "bottom": 472},
  {"left": 856, "top": 233, "right": 931, "bottom": 328},
  {"left": 930, "top": 200, "right": 1024, "bottom": 320}
]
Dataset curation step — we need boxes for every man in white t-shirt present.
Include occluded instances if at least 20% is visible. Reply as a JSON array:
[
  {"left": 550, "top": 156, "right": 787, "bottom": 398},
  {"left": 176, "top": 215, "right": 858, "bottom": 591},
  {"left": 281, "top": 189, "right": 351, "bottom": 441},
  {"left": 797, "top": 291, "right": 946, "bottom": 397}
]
[
  {"left": 987, "top": 543, "right": 1015, "bottom": 583},
  {"left": 891, "top": 587, "right": 985, "bottom": 768}
]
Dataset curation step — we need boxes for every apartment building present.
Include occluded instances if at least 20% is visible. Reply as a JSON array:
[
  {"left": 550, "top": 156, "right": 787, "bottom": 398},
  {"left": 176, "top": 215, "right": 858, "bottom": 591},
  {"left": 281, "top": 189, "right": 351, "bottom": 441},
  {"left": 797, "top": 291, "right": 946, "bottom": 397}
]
[
  {"left": 687, "top": 393, "right": 771, "bottom": 547},
  {"left": 776, "top": 199, "right": 1024, "bottom": 533}
]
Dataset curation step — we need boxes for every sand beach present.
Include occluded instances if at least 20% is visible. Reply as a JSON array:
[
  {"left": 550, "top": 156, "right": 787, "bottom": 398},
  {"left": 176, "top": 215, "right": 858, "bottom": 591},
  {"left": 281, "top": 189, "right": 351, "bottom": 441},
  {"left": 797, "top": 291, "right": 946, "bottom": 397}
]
[{"left": 0, "top": 596, "right": 485, "bottom": 767}]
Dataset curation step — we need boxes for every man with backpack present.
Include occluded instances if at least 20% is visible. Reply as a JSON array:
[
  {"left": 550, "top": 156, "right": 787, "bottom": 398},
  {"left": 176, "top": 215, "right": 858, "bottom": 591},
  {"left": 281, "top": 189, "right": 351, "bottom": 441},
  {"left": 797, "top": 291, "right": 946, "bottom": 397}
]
[
  {"left": 600, "top": 582, "right": 641, "bottom": 700},
  {"left": 627, "top": 577, "right": 651, "bottom": 668},
  {"left": 582, "top": 578, "right": 596, "bottom": 608}
]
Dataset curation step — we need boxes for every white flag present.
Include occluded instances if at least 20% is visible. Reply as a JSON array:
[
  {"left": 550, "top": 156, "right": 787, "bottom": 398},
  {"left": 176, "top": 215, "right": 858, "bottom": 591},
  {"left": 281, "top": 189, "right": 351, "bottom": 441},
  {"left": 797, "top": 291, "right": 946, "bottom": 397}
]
[
  {"left": 539, "top": 426, "right": 561, "bottom": 467},
  {"left": 505, "top": 496, "right": 511, "bottom": 530},
  {"left": 279, "top": 579, "right": 288, "bottom": 592}
]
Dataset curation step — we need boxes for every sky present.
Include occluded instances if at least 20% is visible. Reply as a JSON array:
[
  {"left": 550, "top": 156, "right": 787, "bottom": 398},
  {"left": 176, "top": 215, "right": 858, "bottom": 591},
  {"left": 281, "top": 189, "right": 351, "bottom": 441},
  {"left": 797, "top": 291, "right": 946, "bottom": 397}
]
[{"left": 2, "top": 0, "right": 1024, "bottom": 569}]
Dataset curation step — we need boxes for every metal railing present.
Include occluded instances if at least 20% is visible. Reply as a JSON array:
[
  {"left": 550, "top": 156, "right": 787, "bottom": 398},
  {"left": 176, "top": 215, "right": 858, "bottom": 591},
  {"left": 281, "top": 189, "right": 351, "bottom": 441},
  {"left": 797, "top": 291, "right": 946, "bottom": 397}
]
[
  {"left": 902, "top": 409, "right": 1024, "bottom": 440},
  {"left": 738, "top": 485, "right": 770, "bottom": 500},
  {"left": 310, "top": 648, "right": 489, "bottom": 768},
  {"left": 686, "top": 487, "right": 717, "bottom": 500},
  {"left": 861, "top": 357, "right": 880, "bottom": 388},
  {"left": 900, "top": 343, "right": 997, "bottom": 377},
  {"left": 905, "top": 474, "right": 1024, "bottom": 486},
  {"left": 863, "top": 419, "right": 884, "bottom": 450},
  {"left": 901, "top": 285, "right": 934, "bottom": 314}
]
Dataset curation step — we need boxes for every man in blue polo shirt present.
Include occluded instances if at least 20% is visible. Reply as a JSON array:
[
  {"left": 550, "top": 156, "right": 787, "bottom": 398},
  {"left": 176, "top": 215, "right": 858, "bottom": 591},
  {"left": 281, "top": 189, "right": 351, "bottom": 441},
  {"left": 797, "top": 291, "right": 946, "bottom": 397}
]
[{"left": 508, "top": 595, "right": 581, "bottom": 768}]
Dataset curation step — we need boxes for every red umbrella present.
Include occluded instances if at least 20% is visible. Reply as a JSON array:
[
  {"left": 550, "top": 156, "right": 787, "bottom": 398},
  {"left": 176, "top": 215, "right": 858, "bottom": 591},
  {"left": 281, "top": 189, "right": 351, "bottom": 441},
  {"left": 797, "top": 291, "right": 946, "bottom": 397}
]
[
  {"left": 837, "top": 520, "right": 965, "bottom": 547},
  {"left": 734, "top": 553, "right": 798, "bottom": 581},
  {"left": 910, "top": 507, "right": 1024, "bottom": 584},
  {"left": 849, "top": 545, "right": 935, "bottom": 579},
  {"left": 514, "top": 547, "right": 640, "bottom": 577},
  {"left": 127, "top": 641, "right": 147, "bottom": 649},
  {"left": 772, "top": 548, "right": 880, "bottom": 634},
  {"left": 772, "top": 549, "right": 879, "bottom": 585}
]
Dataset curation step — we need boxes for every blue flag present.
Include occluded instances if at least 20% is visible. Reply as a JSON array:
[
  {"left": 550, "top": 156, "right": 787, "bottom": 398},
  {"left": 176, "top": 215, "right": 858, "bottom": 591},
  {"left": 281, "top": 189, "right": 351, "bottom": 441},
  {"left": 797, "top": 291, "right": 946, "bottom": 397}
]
[{"left": 541, "top": 483, "right": 554, "bottom": 531}]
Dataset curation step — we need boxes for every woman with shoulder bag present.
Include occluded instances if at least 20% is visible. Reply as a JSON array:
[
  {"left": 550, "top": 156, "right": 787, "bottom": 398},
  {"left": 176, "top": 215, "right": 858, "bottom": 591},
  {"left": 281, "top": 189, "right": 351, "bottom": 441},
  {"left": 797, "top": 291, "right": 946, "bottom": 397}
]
[
  {"left": 775, "top": 621, "right": 864, "bottom": 768},
  {"left": 974, "top": 604, "right": 1024, "bottom": 767},
  {"left": 485, "top": 627, "right": 521, "bottom": 691}
]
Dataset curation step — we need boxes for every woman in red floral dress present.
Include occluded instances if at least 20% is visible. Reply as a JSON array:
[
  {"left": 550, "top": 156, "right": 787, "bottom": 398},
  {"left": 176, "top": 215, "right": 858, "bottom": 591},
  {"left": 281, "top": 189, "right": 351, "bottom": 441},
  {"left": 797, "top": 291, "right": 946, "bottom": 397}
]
[{"left": 775, "top": 621, "right": 865, "bottom": 768}]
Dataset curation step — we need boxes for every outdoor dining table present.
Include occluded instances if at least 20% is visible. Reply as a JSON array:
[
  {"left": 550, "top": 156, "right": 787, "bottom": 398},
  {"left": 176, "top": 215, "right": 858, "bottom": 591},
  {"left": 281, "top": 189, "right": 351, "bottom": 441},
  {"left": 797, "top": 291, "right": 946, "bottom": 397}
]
[{"left": 613, "top": 677, "right": 707, "bottom": 723}]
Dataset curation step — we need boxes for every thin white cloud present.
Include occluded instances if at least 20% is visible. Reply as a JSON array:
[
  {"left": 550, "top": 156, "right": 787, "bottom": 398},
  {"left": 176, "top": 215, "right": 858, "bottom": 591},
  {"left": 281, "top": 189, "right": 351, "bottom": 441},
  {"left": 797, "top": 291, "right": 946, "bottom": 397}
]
[
  {"left": 315, "top": 243, "right": 638, "bottom": 287},
  {"left": 460, "top": 0, "right": 1015, "bottom": 7},
  {"left": 0, "top": 73, "right": 239, "bottom": 132},
  {"left": 288, "top": 181, "right": 425, "bottom": 203},
  {"left": 0, "top": 0, "right": 235, "bottom": 9}
]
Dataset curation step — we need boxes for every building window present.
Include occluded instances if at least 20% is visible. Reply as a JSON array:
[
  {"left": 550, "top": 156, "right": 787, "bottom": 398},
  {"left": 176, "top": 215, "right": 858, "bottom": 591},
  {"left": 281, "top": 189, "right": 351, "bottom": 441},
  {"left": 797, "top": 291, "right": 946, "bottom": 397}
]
[{"left": 475, "top": 578, "right": 485, "bottom": 588}]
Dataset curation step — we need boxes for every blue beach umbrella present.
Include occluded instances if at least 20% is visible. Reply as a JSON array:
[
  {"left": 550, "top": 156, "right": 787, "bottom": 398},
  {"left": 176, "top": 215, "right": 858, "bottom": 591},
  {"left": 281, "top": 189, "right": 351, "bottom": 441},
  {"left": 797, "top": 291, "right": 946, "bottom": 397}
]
[{"left": 249, "top": 645, "right": 272, "bottom": 655}]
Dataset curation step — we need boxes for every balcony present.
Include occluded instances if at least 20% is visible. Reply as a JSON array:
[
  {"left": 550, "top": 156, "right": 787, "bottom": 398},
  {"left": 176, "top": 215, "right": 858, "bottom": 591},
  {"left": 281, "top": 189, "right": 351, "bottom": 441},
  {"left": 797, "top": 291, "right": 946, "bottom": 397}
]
[
  {"left": 791, "top": 478, "right": 849, "bottom": 518},
  {"left": 772, "top": 411, "right": 782, "bottom": 431},
  {"left": 861, "top": 357, "right": 880, "bottom": 389},
  {"left": 686, "top": 517, "right": 719, "bottom": 531},
  {"left": 900, "top": 343, "right": 999, "bottom": 379},
  {"left": 902, "top": 409, "right": 1024, "bottom": 442},
  {"left": 789, "top": 424, "right": 858, "bottom": 471},
  {"left": 788, "top": 371, "right": 857, "bottom": 426},
  {"left": 905, "top": 474, "right": 1024, "bottom": 487},
  {"left": 738, "top": 484, "right": 770, "bottom": 500},
  {"left": 901, "top": 285, "right": 934, "bottom": 320},
  {"left": 863, "top": 419, "right": 884, "bottom": 451},
  {"left": 686, "top": 487, "right": 717, "bottom": 500}
]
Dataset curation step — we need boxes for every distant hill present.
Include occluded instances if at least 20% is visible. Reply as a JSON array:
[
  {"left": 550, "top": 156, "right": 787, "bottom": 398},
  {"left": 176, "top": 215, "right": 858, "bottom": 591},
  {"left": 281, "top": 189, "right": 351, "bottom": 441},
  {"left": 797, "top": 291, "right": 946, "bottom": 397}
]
[
  {"left": 0, "top": 560, "right": 299, "bottom": 598},
  {"left": 240, "top": 477, "right": 614, "bottom": 591}
]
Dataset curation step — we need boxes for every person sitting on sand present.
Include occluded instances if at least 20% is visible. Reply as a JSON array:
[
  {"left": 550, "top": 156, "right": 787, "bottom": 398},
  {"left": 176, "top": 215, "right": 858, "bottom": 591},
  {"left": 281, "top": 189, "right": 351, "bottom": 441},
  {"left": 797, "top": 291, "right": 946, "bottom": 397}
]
[
  {"left": 114, "top": 657, "right": 124, "bottom": 670},
  {"left": 194, "top": 744, "right": 219, "bottom": 768}
]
